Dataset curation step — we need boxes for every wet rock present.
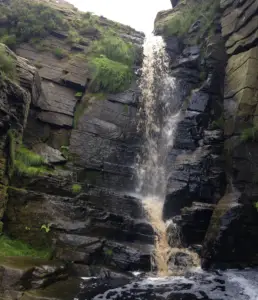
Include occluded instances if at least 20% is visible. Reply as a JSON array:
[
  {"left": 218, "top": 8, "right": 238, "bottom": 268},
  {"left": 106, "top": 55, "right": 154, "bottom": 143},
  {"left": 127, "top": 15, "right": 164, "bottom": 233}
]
[
  {"left": 20, "top": 278, "right": 81, "bottom": 300},
  {"left": 171, "top": 202, "right": 215, "bottom": 247},
  {"left": 0, "top": 257, "right": 68, "bottom": 292},
  {"left": 202, "top": 190, "right": 258, "bottom": 269},
  {"left": 164, "top": 36, "right": 182, "bottom": 60},
  {"left": 188, "top": 91, "right": 209, "bottom": 113},
  {"left": 169, "top": 252, "right": 194, "bottom": 268},
  {"left": 5, "top": 185, "right": 153, "bottom": 272}
]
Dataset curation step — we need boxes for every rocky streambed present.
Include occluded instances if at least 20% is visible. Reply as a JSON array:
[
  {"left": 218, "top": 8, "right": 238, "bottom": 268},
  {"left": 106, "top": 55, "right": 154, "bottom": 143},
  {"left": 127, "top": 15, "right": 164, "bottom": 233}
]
[{"left": 1, "top": 256, "right": 257, "bottom": 300}]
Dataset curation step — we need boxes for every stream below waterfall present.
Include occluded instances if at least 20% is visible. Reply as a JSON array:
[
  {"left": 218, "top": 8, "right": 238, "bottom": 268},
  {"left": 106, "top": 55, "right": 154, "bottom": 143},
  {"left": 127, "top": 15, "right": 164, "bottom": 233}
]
[{"left": 74, "top": 268, "right": 258, "bottom": 300}]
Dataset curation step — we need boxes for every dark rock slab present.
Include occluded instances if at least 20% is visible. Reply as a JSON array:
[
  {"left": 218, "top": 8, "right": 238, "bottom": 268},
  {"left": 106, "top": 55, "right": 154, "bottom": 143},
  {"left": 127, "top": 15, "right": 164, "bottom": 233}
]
[
  {"left": 37, "top": 111, "right": 73, "bottom": 127},
  {"left": 188, "top": 91, "right": 210, "bottom": 113},
  {"left": 35, "top": 80, "right": 77, "bottom": 116},
  {"left": 169, "top": 202, "right": 215, "bottom": 247}
]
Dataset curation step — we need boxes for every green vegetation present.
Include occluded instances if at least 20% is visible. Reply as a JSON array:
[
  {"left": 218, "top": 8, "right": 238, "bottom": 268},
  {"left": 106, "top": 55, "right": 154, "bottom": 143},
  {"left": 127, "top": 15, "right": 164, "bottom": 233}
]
[
  {"left": 0, "top": 0, "right": 137, "bottom": 94},
  {"left": 72, "top": 184, "right": 82, "bottom": 194},
  {"left": 255, "top": 202, "right": 258, "bottom": 211},
  {"left": 0, "top": 34, "right": 16, "bottom": 50},
  {"left": 90, "top": 36, "right": 136, "bottom": 66},
  {"left": 41, "top": 224, "right": 51, "bottom": 233},
  {"left": 89, "top": 56, "right": 133, "bottom": 93},
  {"left": 60, "top": 146, "right": 69, "bottom": 159},
  {"left": 53, "top": 47, "right": 68, "bottom": 60},
  {"left": 67, "top": 29, "right": 81, "bottom": 44},
  {"left": 14, "top": 146, "right": 49, "bottom": 177},
  {"left": 156, "top": 0, "right": 220, "bottom": 37},
  {"left": 105, "top": 249, "right": 113, "bottom": 256},
  {"left": 0, "top": 235, "right": 50, "bottom": 258},
  {"left": 0, "top": 0, "right": 67, "bottom": 43},
  {"left": 240, "top": 127, "right": 258, "bottom": 142},
  {"left": 16, "top": 146, "right": 45, "bottom": 166},
  {"left": 0, "top": 45, "right": 16, "bottom": 80},
  {"left": 75, "top": 91, "right": 83, "bottom": 98}
]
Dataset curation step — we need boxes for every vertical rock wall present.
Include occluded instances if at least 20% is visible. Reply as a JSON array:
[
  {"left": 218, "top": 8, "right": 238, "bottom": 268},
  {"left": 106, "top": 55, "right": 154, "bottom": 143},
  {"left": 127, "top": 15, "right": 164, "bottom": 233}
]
[{"left": 201, "top": 0, "right": 258, "bottom": 269}]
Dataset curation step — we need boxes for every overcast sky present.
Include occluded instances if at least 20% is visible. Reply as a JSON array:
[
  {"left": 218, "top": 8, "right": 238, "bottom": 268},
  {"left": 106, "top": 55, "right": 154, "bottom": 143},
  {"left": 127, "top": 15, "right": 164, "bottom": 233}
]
[{"left": 67, "top": 0, "right": 172, "bottom": 33}]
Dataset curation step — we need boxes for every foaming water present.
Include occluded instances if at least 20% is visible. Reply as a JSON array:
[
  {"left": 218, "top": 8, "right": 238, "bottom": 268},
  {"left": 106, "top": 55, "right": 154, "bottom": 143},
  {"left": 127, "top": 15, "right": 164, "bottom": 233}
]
[
  {"left": 135, "top": 35, "right": 198, "bottom": 275},
  {"left": 143, "top": 197, "right": 199, "bottom": 276}
]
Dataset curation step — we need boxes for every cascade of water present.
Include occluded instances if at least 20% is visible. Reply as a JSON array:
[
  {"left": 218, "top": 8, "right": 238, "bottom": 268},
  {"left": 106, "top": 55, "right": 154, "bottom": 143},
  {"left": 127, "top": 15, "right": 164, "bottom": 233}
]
[{"left": 136, "top": 35, "right": 199, "bottom": 275}]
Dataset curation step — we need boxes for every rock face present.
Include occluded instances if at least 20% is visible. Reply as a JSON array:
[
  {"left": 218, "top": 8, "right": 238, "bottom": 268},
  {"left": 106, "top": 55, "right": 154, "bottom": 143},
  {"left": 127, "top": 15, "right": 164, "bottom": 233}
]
[
  {"left": 0, "top": 0, "right": 152, "bottom": 280},
  {"left": 201, "top": 0, "right": 258, "bottom": 269},
  {"left": 156, "top": 2, "right": 227, "bottom": 253}
]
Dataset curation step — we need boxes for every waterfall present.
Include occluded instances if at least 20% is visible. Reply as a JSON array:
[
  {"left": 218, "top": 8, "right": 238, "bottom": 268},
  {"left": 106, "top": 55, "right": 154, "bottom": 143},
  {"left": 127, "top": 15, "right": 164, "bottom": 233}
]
[
  {"left": 136, "top": 35, "right": 199, "bottom": 275},
  {"left": 136, "top": 35, "right": 180, "bottom": 199}
]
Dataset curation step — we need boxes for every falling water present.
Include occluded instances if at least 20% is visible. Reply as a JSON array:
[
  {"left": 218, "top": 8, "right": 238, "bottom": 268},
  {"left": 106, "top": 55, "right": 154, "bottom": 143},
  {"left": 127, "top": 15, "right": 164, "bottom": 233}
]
[
  {"left": 136, "top": 35, "right": 199, "bottom": 275},
  {"left": 136, "top": 35, "right": 180, "bottom": 199}
]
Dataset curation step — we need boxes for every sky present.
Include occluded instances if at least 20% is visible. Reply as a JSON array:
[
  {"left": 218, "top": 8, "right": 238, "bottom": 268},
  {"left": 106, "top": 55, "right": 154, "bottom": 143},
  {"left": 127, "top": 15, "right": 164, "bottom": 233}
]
[{"left": 66, "top": 0, "right": 172, "bottom": 33}]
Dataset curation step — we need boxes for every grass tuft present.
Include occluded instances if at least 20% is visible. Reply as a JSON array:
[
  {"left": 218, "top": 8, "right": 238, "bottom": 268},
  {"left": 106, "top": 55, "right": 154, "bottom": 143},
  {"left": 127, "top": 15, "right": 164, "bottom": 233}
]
[
  {"left": 89, "top": 56, "right": 133, "bottom": 93},
  {"left": 72, "top": 184, "right": 82, "bottom": 194},
  {"left": 0, "top": 235, "right": 51, "bottom": 258},
  {"left": 90, "top": 35, "right": 136, "bottom": 66},
  {"left": 53, "top": 47, "right": 68, "bottom": 60},
  {"left": 14, "top": 146, "right": 49, "bottom": 177},
  {"left": 16, "top": 146, "right": 45, "bottom": 166}
]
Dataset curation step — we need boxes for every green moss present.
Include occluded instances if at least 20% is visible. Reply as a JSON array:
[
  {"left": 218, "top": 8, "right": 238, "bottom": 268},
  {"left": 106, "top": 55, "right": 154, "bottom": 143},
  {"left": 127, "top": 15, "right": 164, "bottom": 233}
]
[
  {"left": 72, "top": 184, "right": 82, "bottom": 194},
  {"left": 0, "top": 235, "right": 51, "bottom": 258},
  {"left": 14, "top": 161, "right": 49, "bottom": 177},
  {"left": 240, "top": 127, "right": 258, "bottom": 142},
  {"left": 255, "top": 202, "right": 258, "bottom": 211},
  {"left": 156, "top": 0, "right": 220, "bottom": 37},
  {"left": 53, "top": 47, "right": 68, "bottom": 60},
  {"left": 89, "top": 56, "right": 133, "bottom": 93},
  {"left": 0, "top": 45, "right": 16, "bottom": 80},
  {"left": 14, "top": 146, "right": 50, "bottom": 177}
]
